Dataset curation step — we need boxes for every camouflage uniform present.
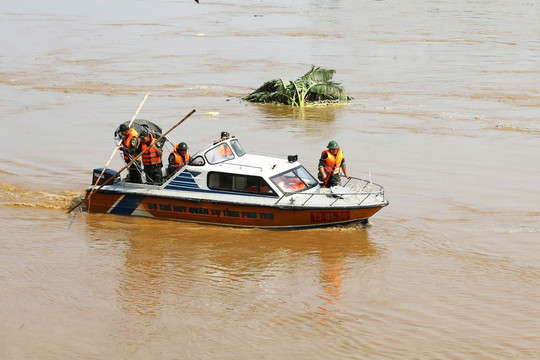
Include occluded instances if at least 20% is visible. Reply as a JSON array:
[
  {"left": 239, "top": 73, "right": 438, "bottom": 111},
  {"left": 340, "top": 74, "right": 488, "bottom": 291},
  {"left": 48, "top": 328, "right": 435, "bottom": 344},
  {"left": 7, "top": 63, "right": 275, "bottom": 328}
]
[
  {"left": 318, "top": 171, "right": 342, "bottom": 187},
  {"left": 139, "top": 131, "right": 164, "bottom": 185},
  {"left": 144, "top": 163, "right": 163, "bottom": 185}
]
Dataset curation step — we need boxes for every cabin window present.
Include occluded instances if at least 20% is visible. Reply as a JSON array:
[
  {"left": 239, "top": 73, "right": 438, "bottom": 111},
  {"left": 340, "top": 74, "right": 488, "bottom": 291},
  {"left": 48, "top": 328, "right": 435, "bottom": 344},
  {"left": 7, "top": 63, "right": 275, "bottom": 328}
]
[
  {"left": 208, "top": 172, "right": 276, "bottom": 196},
  {"left": 205, "top": 143, "right": 235, "bottom": 164},
  {"left": 270, "top": 166, "right": 318, "bottom": 193},
  {"left": 189, "top": 155, "right": 205, "bottom": 166},
  {"left": 230, "top": 139, "right": 246, "bottom": 157}
]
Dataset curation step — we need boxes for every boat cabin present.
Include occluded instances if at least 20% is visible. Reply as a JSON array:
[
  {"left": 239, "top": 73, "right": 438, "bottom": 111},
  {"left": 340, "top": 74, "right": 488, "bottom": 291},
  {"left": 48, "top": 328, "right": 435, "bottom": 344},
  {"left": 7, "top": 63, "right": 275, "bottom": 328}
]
[{"left": 164, "top": 137, "right": 320, "bottom": 199}]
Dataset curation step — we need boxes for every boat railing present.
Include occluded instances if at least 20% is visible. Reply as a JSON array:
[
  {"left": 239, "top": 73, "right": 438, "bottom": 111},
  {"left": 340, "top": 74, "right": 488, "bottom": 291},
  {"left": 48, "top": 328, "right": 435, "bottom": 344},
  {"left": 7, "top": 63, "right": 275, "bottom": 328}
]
[
  {"left": 217, "top": 162, "right": 264, "bottom": 172},
  {"left": 274, "top": 175, "right": 385, "bottom": 207}
]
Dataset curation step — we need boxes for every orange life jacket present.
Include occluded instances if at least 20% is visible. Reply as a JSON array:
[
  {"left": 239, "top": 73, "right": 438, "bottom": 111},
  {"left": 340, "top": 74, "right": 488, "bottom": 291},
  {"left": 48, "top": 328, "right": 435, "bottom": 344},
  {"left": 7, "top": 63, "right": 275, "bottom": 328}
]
[
  {"left": 217, "top": 143, "right": 233, "bottom": 156},
  {"left": 170, "top": 146, "right": 190, "bottom": 167},
  {"left": 140, "top": 134, "right": 162, "bottom": 166},
  {"left": 285, "top": 177, "right": 306, "bottom": 190},
  {"left": 246, "top": 184, "right": 270, "bottom": 193},
  {"left": 322, "top": 149, "right": 344, "bottom": 175},
  {"left": 122, "top": 128, "right": 139, "bottom": 161}
]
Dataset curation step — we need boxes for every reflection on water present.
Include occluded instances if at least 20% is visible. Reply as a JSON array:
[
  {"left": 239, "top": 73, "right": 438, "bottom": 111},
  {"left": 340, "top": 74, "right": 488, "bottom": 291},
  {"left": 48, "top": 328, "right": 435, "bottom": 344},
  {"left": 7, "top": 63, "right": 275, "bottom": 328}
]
[
  {"left": 252, "top": 102, "right": 345, "bottom": 123},
  {"left": 83, "top": 213, "right": 377, "bottom": 317}
]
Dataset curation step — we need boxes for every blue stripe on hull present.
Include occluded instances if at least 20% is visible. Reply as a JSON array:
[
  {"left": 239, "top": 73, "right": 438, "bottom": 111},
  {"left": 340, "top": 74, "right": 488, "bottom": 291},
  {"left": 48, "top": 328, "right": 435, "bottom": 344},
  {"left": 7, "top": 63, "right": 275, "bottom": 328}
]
[
  {"left": 166, "top": 181, "right": 200, "bottom": 189},
  {"left": 109, "top": 195, "right": 145, "bottom": 215},
  {"left": 164, "top": 171, "right": 200, "bottom": 190}
]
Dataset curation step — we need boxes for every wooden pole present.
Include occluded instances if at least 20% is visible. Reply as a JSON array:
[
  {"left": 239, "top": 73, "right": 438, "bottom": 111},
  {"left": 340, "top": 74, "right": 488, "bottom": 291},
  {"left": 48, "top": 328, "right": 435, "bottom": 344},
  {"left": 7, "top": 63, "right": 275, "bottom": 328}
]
[{"left": 67, "top": 109, "right": 196, "bottom": 213}]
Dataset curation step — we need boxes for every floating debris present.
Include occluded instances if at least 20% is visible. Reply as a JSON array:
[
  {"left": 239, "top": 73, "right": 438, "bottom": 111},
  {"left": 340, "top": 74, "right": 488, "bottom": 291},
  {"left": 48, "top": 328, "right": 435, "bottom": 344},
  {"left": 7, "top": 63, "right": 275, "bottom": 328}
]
[{"left": 242, "top": 66, "right": 353, "bottom": 108}]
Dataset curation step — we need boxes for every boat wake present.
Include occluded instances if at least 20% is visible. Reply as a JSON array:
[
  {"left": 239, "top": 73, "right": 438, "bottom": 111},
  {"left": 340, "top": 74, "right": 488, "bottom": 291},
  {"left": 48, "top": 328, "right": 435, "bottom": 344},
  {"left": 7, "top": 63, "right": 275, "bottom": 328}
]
[{"left": 0, "top": 183, "right": 83, "bottom": 210}]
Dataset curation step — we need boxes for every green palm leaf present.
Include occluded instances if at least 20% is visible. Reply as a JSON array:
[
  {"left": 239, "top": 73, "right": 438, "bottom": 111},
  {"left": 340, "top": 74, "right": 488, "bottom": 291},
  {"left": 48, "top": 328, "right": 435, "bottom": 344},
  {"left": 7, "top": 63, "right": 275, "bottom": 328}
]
[
  {"left": 297, "top": 66, "right": 335, "bottom": 83},
  {"left": 242, "top": 66, "right": 353, "bottom": 107}
]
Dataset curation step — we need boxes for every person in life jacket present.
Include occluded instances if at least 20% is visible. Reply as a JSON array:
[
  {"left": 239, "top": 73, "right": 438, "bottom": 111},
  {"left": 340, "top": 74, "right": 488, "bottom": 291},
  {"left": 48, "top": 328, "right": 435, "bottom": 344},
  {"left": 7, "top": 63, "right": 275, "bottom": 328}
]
[
  {"left": 213, "top": 131, "right": 230, "bottom": 144},
  {"left": 167, "top": 142, "right": 190, "bottom": 175},
  {"left": 138, "top": 129, "right": 163, "bottom": 185},
  {"left": 215, "top": 131, "right": 233, "bottom": 155},
  {"left": 318, "top": 140, "right": 350, "bottom": 188},
  {"left": 209, "top": 131, "right": 234, "bottom": 162},
  {"left": 119, "top": 123, "right": 142, "bottom": 183}
]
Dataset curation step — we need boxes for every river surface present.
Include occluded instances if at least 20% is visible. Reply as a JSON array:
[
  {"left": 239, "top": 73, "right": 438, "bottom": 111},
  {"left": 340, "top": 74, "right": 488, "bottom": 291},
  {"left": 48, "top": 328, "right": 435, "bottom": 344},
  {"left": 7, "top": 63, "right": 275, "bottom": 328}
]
[{"left": 1, "top": 1, "right": 539, "bottom": 359}]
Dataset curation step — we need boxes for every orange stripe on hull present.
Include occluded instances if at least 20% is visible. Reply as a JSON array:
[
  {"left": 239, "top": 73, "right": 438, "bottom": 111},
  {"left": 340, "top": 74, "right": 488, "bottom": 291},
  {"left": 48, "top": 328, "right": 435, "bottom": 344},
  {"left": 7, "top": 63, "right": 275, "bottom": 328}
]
[
  {"left": 86, "top": 191, "right": 383, "bottom": 229},
  {"left": 85, "top": 191, "right": 124, "bottom": 213}
]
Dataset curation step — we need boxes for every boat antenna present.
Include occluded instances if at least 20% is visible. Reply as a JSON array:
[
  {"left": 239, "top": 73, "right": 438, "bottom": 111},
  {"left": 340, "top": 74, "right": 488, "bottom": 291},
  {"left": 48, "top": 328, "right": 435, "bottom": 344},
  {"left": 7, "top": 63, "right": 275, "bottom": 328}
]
[{"left": 67, "top": 108, "right": 196, "bottom": 214}]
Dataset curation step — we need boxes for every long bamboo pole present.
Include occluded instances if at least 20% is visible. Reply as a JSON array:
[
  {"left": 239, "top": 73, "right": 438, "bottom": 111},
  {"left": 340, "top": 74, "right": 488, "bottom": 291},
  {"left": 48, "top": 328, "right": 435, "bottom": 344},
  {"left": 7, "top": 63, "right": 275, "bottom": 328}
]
[{"left": 67, "top": 109, "right": 196, "bottom": 213}]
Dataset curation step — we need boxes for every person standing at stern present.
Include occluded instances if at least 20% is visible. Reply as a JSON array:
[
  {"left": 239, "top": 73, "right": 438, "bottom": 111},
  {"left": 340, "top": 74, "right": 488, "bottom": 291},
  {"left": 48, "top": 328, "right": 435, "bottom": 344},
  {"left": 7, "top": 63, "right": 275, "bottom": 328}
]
[
  {"left": 118, "top": 123, "right": 142, "bottom": 183},
  {"left": 138, "top": 129, "right": 163, "bottom": 185}
]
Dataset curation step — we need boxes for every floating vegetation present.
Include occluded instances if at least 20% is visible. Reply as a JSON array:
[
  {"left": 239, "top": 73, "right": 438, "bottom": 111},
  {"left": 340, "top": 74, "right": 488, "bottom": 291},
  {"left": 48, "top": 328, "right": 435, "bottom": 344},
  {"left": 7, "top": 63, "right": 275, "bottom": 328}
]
[{"left": 242, "top": 66, "right": 353, "bottom": 108}]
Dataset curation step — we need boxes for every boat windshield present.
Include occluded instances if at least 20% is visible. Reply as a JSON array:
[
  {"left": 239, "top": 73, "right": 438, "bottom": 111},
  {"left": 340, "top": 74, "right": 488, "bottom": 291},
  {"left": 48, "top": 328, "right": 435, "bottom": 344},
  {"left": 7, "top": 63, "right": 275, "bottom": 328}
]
[
  {"left": 230, "top": 139, "right": 245, "bottom": 157},
  {"left": 205, "top": 142, "right": 235, "bottom": 164},
  {"left": 270, "top": 166, "right": 318, "bottom": 193}
]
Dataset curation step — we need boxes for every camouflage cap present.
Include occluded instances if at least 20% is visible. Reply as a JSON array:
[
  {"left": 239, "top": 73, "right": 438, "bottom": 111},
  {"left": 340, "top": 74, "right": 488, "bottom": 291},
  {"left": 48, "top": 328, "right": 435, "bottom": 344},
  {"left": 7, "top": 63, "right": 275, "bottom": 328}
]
[
  {"left": 327, "top": 140, "right": 339, "bottom": 150},
  {"left": 177, "top": 142, "right": 189, "bottom": 150}
]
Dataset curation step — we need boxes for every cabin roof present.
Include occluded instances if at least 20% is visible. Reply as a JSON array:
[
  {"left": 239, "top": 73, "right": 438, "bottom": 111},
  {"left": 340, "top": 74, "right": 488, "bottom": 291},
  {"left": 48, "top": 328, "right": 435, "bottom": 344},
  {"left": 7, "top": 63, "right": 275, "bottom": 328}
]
[
  {"left": 210, "top": 153, "right": 299, "bottom": 176},
  {"left": 193, "top": 138, "right": 301, "bottom": 177}
]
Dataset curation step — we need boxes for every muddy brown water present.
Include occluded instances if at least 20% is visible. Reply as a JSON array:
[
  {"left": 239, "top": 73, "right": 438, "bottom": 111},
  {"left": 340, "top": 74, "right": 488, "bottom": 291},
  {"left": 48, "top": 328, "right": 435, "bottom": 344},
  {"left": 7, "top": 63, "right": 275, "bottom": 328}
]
[{"left": 1, "top": 1, "right": 539, "bottom": 359}]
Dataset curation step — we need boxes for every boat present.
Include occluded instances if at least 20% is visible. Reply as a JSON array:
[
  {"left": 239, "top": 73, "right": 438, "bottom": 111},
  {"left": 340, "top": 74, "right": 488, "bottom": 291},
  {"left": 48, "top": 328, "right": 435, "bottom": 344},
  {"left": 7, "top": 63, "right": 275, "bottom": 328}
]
[{"left": 84, "top": 120, "right": 389, "bottom": 229}]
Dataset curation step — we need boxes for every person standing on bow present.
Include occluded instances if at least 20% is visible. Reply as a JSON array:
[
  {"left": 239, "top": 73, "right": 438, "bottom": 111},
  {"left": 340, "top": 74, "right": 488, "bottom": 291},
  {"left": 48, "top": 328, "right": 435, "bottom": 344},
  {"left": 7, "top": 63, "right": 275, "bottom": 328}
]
[
  {"left": 119, "top": 123, "right": 142, "bottom": 183},
  {"left": 138, "top": 129, "right": 163, "bottom": 185},
  {"left": 318, "top": 140, "right": 350, "bottom": 188},
  {"left": 167, "top": 142, "right": 190, "bottom": 175}
]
